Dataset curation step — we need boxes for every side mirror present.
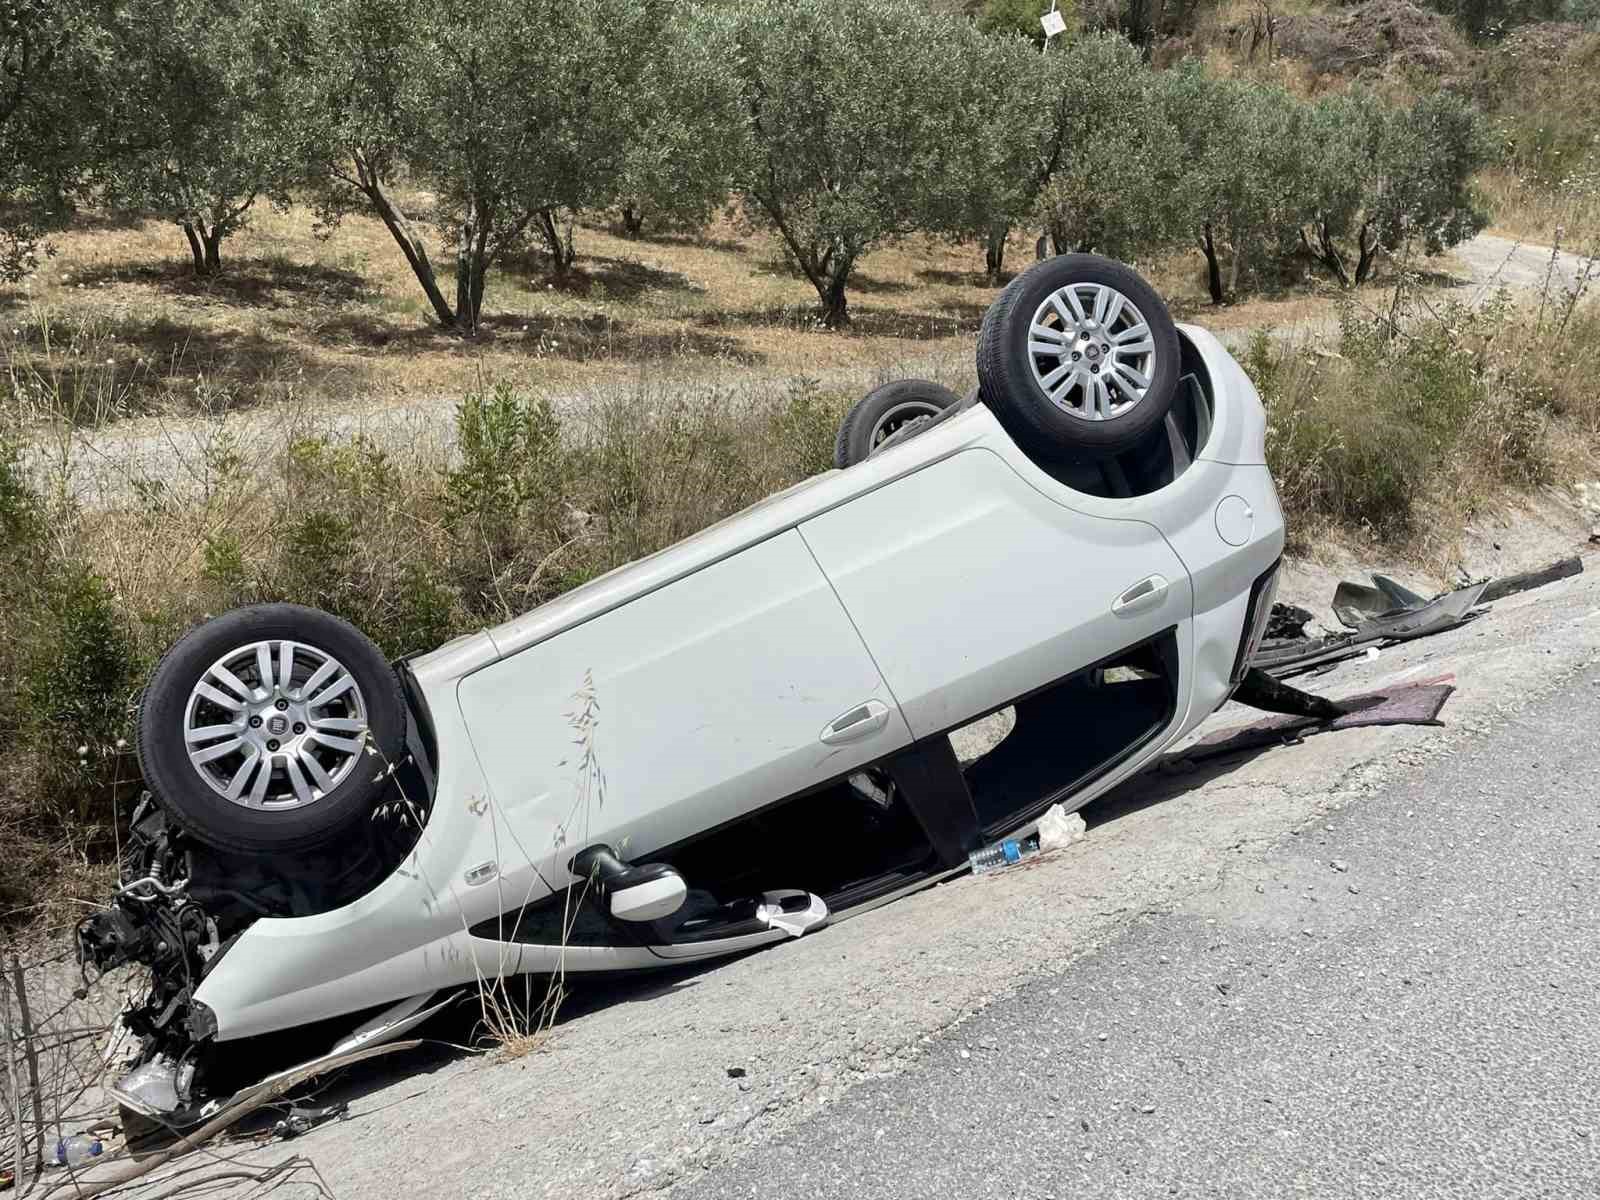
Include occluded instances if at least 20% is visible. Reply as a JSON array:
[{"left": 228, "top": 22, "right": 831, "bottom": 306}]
[
  {"left": 609, "top": 870, "right": 687, "bottom": 923},
  {"left": 570, "top": 845, "right": 688, "bottom": 923}
]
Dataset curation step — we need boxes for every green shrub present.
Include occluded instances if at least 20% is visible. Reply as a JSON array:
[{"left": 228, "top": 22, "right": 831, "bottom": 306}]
[
  {"left": 200, "top": 530, "right": 250, "bottom": 594},
  {"left": 17, "top": 564, "right": 143, "bottom": 833},
  {"left": 1251, "top": 295, "right": 1557, "bottom": 549}
]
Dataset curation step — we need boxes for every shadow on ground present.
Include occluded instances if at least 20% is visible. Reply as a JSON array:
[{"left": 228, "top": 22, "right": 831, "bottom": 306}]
[
  {"left": 693, "top": 302, "right": 987, "bottom": 339},
  {"left": 3, "top": 319, "right": 366, "bottom": 423},
  {"left": 500, "top": 251, "right": 707, "bottom": 302},
  {"left": 69, "top": 255, "right": 373, "bottom": 310},
  {"left": 915, "top": 266, "right": 1011, "bottom": 289},
  {"left": 298, "top": 308, "right": 763, "bottom": 367}
]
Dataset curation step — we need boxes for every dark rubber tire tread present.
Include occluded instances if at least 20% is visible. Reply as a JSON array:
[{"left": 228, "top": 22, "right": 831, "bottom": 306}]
[
  {"left": 136, "top": 604, "right": 405, "bottom": 855},
  {"left": 976, "top": 254, "right": 1181, "bottom": 463},
  {"left": 834, "top": 379, "right": 962, "bottom": 469}
]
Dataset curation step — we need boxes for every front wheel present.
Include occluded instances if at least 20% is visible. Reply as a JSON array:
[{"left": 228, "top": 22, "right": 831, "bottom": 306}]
[
  {"left": 136, "top": 604, "right": 406, "bottom": 855},
  {"left": 976, "top": 254, "right": 1181, "bottom": 462}
]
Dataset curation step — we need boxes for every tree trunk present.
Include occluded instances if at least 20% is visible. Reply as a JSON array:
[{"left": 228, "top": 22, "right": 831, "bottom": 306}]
[
  {"left": 1228, "top": 241, "right": 1242, "bottom": 295},
  {"left": 537, "top": 208, "right": 576, "bottom": 274},
  {"left": 819, "top": 267, "right": 851, "bottom": 328},
  {"left": 352, "top": 155, "right": 457, "bottom": 329},
  {"left": 1304, "top": 221, "right": 1349, "bottom": 286},
  {"left": 984, "top": 225, "right": 1008, "bottom": 283},
  {"left": 1354, "top": 221, "right": 1378, "bottom": 285},
  {"left": 182, "top": 222, "right": 206, "bottom": 275},
  {"left": 454, "top": 204, "right": 491, "bottom": 336},
  {"left": 622, "top": 205, "right": 644, "bottom": 237},
  {"left": 181, "top": 220, "right": 223, "bottom": 276},
  {"left": 1201, "top": 224, "right": 1224, "bottom": 305}
]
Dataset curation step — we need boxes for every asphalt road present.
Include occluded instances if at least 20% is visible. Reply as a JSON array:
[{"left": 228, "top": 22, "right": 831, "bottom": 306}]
[{"left": 677, "top": 672, "right": 1600, "bottom": 1200}]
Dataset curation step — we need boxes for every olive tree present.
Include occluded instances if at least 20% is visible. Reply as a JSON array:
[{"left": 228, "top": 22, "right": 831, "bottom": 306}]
[
  {"left": 1033, "top": 33, "right": 1190, "bottom": 263},
  {"left": 1363, "top": 92, "right": 1490, "bottom": 268},
  {"left": 935, "top": 31, "right": 1194, "bottom": 283},
  {"left": 1163, "top": 70, "right": 1310, "bottom": 303},
  {"left": 730, "top": 0, "right": 971, "bottom": 326},
  {"left": 1299, "top": 89, "right": 1489, "bottom": 286},
  {"left": 614, "top": 6, "right": 743, "bottom": 238},
  {"left": 99, "top": 0, "right": 313, "bottom": 275},
  {"left": 928, "top": 27, "right": 1050, "bottom": 282},
  {"left": 306, "top": 0, "right": 654, "bottom": 335},
  {"left": 0, "top": 0, "right": 115, "bottom": 280},
  {"left": 1296, "top": 89, "right": 1386, "bottom": 286}
]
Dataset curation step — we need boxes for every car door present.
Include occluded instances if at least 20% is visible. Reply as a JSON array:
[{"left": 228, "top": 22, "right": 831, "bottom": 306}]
[
  {"left": 799, "top": 447, "right": 1193, "bottom": 739},
  {"left": 455, "top": 529, "right": 913, "bottom": 889}
]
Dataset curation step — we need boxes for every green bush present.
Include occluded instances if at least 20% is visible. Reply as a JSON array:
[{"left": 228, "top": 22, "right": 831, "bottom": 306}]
[
  {"left": 0, "top": 448, "right": 142, "bottom": 864},
  {"left": 22, "top": 568, "right": 142, "bottom": 794},
  {"left": 1251, "top": 295, "right": 1556, "bottom": 548},
  {"left": 447, "top": 384, "right": 567, "bottom": 542}
]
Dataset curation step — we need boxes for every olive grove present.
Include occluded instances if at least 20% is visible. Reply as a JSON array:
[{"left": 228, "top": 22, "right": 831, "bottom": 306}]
[{"left": 2, "top": 0, "right": 1494, "bottom": 325}]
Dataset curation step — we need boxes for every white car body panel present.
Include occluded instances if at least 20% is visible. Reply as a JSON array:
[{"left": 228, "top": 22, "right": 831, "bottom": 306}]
[
  {"left": 458, "top": 528, "right": 913, "bottom": 891},
  {"left": 799, "top": 444, "right": 1193, "bottom": 738},
  {"left": 193, "top": 325, "right": 1285, "bottom": 1042}
]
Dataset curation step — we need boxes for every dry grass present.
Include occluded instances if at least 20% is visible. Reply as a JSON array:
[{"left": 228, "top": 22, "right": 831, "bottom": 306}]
[
  {"left": 4, "top": 202, "right": 1018, "bottom": 424},
  {"left": 1479, "top": 167, "right": 1600, "bottom": 247},
  {"left": 3, "top": 197, "right": 1387, "bottom": 430},
  {"left": 1248, "top": 282, "right": 1599, "bottom": 566}
]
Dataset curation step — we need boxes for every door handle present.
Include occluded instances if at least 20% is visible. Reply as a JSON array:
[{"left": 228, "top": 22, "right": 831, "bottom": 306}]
[
  {"left": 1112, "top": 573, "right": 1169, "bottom": 616},
  {"left": 820, "top": 699, "right": 891, "bottom": 745}
]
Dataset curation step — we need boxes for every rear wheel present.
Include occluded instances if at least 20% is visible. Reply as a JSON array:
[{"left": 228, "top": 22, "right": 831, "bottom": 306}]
[
  {"left": 834, "top": 379, "right": 961, "bottom": 468},
  {"left": 977, "top": 254, "right": 1180, "bottom": 462},
  {"left": 136, "top": 604, "right": 405, "bottom": 855}
]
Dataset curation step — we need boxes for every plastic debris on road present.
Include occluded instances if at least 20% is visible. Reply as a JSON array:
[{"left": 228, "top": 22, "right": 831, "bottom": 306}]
[{"left": 1037, "top": 803, "right": 1087, "bottom": 852}]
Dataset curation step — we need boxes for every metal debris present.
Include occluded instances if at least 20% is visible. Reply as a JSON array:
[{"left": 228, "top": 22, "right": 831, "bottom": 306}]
[
  {"left": 1477, "top": 555, "right": 1583, "bottom": 604},
  {"left": 271, "top": 1100, "right": 349, "bottom": 1140},
  {"left": 1255, "top": 554, "right": 1584, "bottom": 679},
  {"left": 1260, "top": 579, "right": 1487, "bottom": 676}
]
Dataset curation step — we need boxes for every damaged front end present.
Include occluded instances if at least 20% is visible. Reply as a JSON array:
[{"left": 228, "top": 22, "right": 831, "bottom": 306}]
[
  {"left": 78, "top": 794, "right": 421, "bottom": 1118},
  {"left": 76, "top": 801, "right": 226, "bottom": 1116}
]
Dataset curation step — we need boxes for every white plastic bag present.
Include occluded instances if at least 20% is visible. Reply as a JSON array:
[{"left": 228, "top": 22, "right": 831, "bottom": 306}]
[{"left": 1036, "top": 803, "right": 1087, "bottom": 853}]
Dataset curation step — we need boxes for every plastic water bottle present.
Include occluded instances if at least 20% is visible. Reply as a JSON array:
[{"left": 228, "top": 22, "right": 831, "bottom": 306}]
[
  {"left": 968, "top": 832, "right": 1041, "bottom": 875},
  {"left": 52, "top": 1135, "right": 103, "bottom": 1167}
]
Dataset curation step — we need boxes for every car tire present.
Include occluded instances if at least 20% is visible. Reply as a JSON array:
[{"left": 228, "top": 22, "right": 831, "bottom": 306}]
[
  {"left": 136, "top": 604, "right": 405, "bottom": 855},
  {"left": 834, "top": 379, "right": 962, "bottom": 468},
  {"left": 977, "top": 254, "right": 1181, "bottom": 462}
]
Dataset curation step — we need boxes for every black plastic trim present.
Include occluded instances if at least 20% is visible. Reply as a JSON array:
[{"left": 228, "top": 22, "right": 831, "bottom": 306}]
[
  {"left": 883, "top": 738, "right": 982, "bottom": 867},
  {"left": 1231, "top": 561, "right": 1282, "bottom": 685}
]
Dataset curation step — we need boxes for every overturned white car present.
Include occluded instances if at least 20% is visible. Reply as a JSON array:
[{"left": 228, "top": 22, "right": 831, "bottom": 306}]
[{"left": 79, "top": 255, "right": 1283, "bottom": 1121}]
